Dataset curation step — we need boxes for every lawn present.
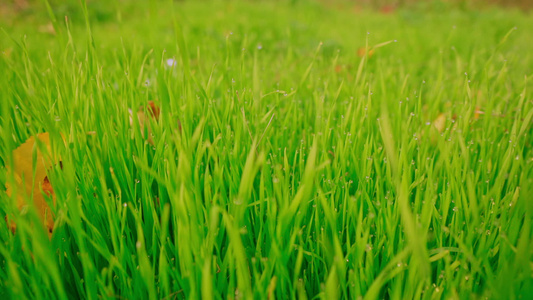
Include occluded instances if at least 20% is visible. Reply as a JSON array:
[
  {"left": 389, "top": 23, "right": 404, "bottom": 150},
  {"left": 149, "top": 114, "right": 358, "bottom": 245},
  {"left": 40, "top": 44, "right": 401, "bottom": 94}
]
[{"left": 1, "top": 0, "right": 532, "bottom": 299}]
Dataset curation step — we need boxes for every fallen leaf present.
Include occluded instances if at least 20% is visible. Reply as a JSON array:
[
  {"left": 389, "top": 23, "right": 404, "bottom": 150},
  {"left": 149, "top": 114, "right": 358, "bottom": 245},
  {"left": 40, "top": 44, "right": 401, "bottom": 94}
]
[
  {"left": 433, "top": 113, "right": 446, "bottom": 133},
  {"left": 379, "top": 5, "right": 396, "bottom": 14},
  {"left": 357, "top": 47, "right": 375, "bottom": 58},
  {"left": 145, "top": 100, "right": 161, "bottom": 120},
  {"left": 352, "top": 5, "right": 363, "bottom": 14},
  {"left": 130, "top": 101, "right": 161, "bottom": 144},
  {"left": 14, "top": 0, "right": 29, "bottom": 10},
  {"left": 474, "top": 107, "right": 485, "bottom": 120},
  {"left": 2, "top": 47, "right": 13, "bottom": 58},
  {"left": 5, "top": 133, "right": 59, "bottom": 238},
  {"left": 38, "top": 22, "right": 56, "bottom": 35}
]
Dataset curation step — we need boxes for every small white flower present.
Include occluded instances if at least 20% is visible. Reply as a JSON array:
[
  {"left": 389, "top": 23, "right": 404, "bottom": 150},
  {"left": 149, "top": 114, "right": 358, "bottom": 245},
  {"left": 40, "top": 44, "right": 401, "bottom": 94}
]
[{"left": 166, "top": 58, "right": 177, "bottom": 67}]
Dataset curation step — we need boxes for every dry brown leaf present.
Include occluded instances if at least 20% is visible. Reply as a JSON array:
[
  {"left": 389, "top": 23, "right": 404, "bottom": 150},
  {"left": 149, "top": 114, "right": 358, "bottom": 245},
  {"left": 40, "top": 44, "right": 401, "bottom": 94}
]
[
  {"left": 357, "top": 47, "right": 375, "bottom": 58},
  {"left": 474, "top": 107, "right": 485, "bottom": 120},
  {"left": 146, "top": 101, "right": 160, "bottom": 120},
  {"left": 380, "top": 5, "right": 396, "bottom": 14},
  {"left": 130, "top": 101, "right": 161, "bottom": 145},
  {"left": 5, "top": 133, "right": 58, "bottom": 238},
  {"left": 38, "top": 22, "right": 56, "bottom": 35},
  {"left": 433, "top": 113, "right": 447, "bottom": 133},
  {"left": 2, "top": 47, "right": 13, "bottom": 58}
]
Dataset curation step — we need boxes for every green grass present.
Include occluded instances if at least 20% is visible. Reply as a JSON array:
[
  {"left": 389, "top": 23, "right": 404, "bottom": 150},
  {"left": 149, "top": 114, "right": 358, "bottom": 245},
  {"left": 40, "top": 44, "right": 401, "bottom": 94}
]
[{"left": 1, "top": 0, "right": 532, "bottom": 299}]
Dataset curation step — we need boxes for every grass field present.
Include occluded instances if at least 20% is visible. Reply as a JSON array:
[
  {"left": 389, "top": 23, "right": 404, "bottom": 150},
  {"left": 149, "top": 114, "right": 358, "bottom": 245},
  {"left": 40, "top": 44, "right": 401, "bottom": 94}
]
[{"left": 1, "top": 0, "right": 533, "bottom": 299}]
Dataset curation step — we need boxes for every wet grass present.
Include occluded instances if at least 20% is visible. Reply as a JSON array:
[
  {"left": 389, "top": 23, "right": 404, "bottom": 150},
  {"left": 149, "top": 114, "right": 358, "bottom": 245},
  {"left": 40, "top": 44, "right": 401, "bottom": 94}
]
[{"left": 1, "top": 0, "right": 532, "bottom": 299}]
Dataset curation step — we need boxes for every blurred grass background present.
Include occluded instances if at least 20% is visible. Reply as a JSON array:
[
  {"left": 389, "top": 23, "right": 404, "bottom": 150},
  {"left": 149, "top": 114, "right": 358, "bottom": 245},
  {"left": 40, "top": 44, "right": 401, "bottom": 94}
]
[
  {"left": 1, "top": 0, "right": 531, "bottom": 39},
  {"left": 3, "top": 0, "right": 533, "bottom": 18}
]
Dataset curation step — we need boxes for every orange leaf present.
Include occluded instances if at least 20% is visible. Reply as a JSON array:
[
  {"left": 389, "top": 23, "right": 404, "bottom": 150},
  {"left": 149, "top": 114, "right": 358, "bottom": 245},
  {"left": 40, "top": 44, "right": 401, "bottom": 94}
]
[
  {"left": 433, "top": 113, "right": 446, "bottom": 133},
  {"left": 146, "top": 101, "right": 160, "bottom": 120},
  {"left": 474, "top": 107, "right": 485, "bottom": 120},
  {"left": 5, "top": 133, "right": 58, "bottom": 238},
  {"left": 357, "top": 47, "right": 375, "bottom": 58},
  {"left": 130, "top": 101, "right": 162, "bottom": 145},
  {"left": 380, "top": 5, "right": 396, "bottom": 14}
]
